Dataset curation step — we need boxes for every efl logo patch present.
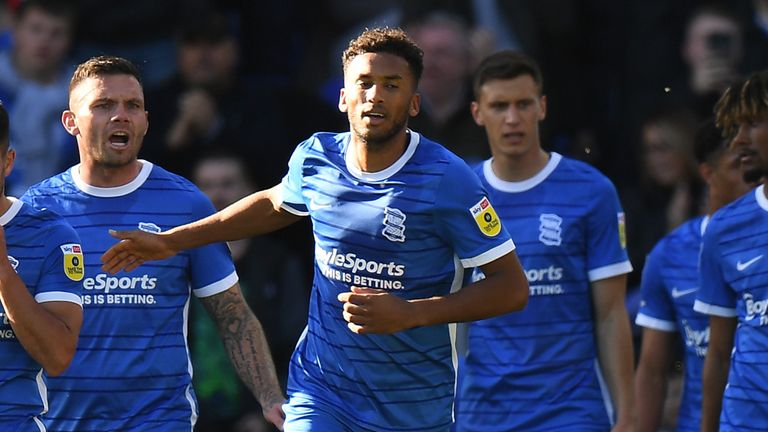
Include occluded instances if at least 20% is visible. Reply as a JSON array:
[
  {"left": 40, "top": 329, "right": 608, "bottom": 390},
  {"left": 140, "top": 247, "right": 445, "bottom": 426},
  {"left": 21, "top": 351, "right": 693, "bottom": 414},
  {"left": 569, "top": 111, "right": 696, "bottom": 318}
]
[
  {"left": 138, "top": 222, "right": 162, "bottom": 233},
  {"left": 382, "top": 207, "right": 406, "bottom": 242},
  {"left": 470, "top": 197, "right": 501, "bottom": 237},
  {"left": 617, "top": 212, "right": 627, "bottom": 249},
  {"left": 60, "top": 243, "right": 84, "bottom": 281}
]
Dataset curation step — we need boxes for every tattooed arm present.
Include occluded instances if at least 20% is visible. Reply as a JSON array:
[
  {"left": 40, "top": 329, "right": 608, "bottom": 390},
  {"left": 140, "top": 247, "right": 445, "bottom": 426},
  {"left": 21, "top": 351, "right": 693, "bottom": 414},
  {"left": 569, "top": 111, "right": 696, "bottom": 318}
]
[{"left": 200, "top": 283, "right": 286, "bottom": 430}]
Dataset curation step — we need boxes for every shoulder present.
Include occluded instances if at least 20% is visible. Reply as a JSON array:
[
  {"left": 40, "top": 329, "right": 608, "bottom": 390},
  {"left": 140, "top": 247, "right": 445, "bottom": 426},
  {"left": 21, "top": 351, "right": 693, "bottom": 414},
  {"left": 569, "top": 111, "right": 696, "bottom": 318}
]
[
  {"left": 411, "top": 133, "right": 474, "bottom": 178},
  {"left": 707, "top": 188, "right": 757, "bottom": 234},
  {"left": 555, "top": 156, "right": 617, "bottom": 191},
  {"left": 144, "top": 164, "right": 213, "bottom": 208},
  {"left": 13, "top": 201, "right": 79, "bottom": 241},
  {"left": 24, "top": 170, "right": 75, "bottom": 198}
]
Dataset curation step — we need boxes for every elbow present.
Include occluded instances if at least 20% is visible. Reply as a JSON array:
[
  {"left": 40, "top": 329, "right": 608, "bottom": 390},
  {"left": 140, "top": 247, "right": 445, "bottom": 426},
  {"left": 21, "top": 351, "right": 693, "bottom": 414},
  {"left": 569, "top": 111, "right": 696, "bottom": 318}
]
[
  {"left": 43, "top": 344, "right": 77, "bottom": 377},
  {"left": 509, "top": 279, "right": 529, "bottom": 312}
]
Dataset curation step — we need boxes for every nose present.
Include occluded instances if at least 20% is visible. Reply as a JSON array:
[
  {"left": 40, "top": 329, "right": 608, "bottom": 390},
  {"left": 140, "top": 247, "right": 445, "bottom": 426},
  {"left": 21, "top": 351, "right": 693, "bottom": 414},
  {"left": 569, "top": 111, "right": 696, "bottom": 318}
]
[
  {"left": 365, "top": 85, "right": 383, "bottom": 104},
  {"left": 504, "top": 106, "right": 520, "bottom": 124},
  {"left": 730, "top": 124, "right": 750, "bottom": 149},
  {"left": 111, "top": 103, "right": 130, "bottom": 122}
]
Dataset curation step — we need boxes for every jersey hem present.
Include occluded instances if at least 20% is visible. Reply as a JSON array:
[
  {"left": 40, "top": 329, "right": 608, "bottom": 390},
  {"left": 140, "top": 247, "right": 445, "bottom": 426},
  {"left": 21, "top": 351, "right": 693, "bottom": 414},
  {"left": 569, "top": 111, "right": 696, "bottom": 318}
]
[
  {"left": 194, "top": 271, "right": 239, "bottom": 297},
  {"left": 460, "top": 239, "right": 516, "bottom": 268},
  {"left": 635, "top": 313, "right": 677, "bottom": 331},
  {"left": 588, "top": 261, "right": 632, "bottom": 282},
  {"left": 693, "top": 299, "right": 737, "bottom": 317}
]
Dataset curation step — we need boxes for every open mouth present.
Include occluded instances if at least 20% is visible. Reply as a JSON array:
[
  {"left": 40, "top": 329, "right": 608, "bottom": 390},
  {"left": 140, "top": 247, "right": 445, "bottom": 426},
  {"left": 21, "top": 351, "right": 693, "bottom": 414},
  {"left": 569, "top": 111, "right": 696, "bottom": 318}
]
[{"left": 109, "top": 132, "right": 129, "bottom": 147}]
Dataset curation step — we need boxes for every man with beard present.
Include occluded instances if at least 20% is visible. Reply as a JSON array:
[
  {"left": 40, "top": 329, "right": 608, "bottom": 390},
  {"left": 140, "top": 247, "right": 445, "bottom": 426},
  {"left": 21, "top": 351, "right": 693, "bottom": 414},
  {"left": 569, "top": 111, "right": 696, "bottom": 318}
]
[
  {"left": 100, "top": 28, "right": 529, "bottom": 431},
  {"left": 21, "top": 56, "right": 285, "bottom": 431},
  {"left": 695, "top": 70, "right": 768, "bottom": 431}
]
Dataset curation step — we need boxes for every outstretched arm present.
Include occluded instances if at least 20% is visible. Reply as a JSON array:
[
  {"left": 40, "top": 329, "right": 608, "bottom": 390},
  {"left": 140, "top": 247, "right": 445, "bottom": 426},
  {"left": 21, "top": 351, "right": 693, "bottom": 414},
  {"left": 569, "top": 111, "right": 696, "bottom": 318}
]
[
  {"left": 0, "top": 227, "right": 82, "bottom": 376},
  {"left": 338, "top": 250, "right": 529, "bottom": 334},
  {"left": 701, "top": 315, "right": 736, "bottom": 432},
  {"left": 591, "top": 274, "right": 635, "bottom": 432},
  {"left": 200, "top": 283, "right": 286, "bottom": 430},
  {"left": 101, "top": 185, "right": 301, "bottom": 273}
]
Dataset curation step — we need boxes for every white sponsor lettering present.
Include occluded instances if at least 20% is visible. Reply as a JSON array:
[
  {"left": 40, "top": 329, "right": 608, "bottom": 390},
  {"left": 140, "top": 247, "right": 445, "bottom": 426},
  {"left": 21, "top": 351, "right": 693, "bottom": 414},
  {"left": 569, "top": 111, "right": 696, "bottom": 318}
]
[
  {"left": 745, "top": 293, "right": 768, "bottom": 325},
  {"left": 83, "top": 274, "right": 158, "bottom": 294},
  {"left": 315, "top": 246, "right": 405, "bottom": 276}
]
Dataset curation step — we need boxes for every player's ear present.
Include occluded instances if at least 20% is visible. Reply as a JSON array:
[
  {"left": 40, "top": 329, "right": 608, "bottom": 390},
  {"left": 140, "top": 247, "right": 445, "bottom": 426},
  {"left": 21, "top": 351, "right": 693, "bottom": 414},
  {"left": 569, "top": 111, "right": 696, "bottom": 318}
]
[
  {"left": 338, "top": 88, "right": 348, "bottom": 113},
  {"left": 409, "top": 93, "right": 420, "bottom": 117},
  {"left": 62, "top": 110, "right": 79, "bottom": 136},
  {"left": 470, "top": 101, "right": 484, "bottom": 126},
  {"left": 3, "top": 148, "right": 15, "bottom": 178},
  {"left": 539, "top": 95, "right": 547, "bottom": 121}
]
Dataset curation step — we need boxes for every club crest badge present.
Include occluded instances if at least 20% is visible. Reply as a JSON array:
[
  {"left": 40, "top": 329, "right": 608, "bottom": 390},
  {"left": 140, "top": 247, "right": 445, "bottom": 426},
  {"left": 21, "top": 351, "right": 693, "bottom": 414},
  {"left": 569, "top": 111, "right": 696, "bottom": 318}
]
[{"left": 382, "top": 207, "right": 406, "bottom": 242}]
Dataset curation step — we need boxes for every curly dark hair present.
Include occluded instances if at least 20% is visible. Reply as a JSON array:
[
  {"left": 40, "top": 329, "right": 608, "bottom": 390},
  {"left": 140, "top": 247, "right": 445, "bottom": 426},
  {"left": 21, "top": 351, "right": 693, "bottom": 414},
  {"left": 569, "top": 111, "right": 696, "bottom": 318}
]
[{"left": 342, "top": 27, "right": 423, "bottom": 83}]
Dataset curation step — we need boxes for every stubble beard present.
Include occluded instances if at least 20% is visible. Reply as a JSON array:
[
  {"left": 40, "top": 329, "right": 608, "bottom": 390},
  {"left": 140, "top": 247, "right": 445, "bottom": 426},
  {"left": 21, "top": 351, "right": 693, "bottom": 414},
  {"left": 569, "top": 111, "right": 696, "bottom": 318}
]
[{"left": 351, "top": 112, "right": 409, "bottom": 151}]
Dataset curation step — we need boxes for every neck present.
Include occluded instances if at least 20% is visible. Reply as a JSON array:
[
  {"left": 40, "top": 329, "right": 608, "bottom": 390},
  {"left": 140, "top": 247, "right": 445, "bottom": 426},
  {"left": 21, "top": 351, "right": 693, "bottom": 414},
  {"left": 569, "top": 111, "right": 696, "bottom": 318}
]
[
  {"left": 350, "top": 129, "right": 409, "bottom": 173},
  {"left": 491, "top": 147, "right": 550, "bottom": 182},
  {"left": 79, "top": 160, "right": 143, "bottom": 188},
  {"left": 0, "top": 196, "right": 13, "bottom": 217}
]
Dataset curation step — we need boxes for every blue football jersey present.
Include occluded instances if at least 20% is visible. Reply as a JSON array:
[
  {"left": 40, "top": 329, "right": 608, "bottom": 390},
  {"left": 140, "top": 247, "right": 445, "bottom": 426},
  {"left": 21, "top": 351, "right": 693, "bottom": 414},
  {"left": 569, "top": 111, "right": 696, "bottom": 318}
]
[
  {"left": 0, "top": 198, "right": 82, "bottom": 431},
  {"left": 280, "top": 131, "right": 515, "bottom": 431},
  {"left": 22, "top": 161, "right": 238, "bottom": 432},
  {"left": 456, "top": 153, "right": 632, "bottom": 432},
  {"left": 694, "top": 185, "right": 768, "bottom": 431},
  {"left": 636, "top": 216, "right": 709, "bottom": 431}
]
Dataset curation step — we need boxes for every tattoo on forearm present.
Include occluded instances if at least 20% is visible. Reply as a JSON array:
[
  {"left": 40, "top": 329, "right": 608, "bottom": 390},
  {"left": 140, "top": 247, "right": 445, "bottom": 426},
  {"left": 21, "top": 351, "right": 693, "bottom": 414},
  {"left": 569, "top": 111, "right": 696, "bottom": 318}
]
[{"left": 201, "top": 288, "right": 283, "bottom": 407}]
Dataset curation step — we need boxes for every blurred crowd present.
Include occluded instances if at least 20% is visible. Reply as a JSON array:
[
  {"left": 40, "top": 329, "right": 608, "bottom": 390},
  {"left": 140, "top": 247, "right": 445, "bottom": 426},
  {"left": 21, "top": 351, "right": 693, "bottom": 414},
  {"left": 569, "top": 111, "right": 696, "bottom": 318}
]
[{"left": 1, "top": 0, "right": 766, "bottom": 430}]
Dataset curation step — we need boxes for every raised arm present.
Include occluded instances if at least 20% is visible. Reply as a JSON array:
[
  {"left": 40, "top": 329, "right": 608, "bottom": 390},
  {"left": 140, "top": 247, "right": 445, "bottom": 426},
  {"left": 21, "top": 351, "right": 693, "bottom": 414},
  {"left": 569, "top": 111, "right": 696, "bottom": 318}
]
[
  {"left": 591, "top": 274, "right": 635, "bottom": 431},
  {"left": 200, "top": 283, "right": 286, "bottom": 430},
  {"left": 0, "top": 228, "right": 82, "bottom": 376},
  {"left": 338, "top": 250, "right": 529, "bottom": 334},
  {"left": 101, "top": 184, "right": 302, "bottom": 273}
]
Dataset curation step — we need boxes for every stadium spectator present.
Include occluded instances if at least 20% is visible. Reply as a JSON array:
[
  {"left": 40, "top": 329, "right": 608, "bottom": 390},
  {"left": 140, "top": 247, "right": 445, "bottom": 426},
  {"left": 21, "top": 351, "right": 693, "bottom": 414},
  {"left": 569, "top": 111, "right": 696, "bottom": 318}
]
[
  {"left": 191, "top": 151, "right": 308, "bottom": 432},
  {"left": 0, "top": 0, "right": 77, "bottom": 196}
]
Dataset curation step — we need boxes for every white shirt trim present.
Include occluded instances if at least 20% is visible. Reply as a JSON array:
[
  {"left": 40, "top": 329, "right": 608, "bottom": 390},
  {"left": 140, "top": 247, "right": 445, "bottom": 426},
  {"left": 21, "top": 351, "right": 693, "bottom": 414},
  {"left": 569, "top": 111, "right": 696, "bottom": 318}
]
[
  {"left": 35, "top": 292, "right": 83, "bottom": 307},
  {"left": 71, "top": 160, "right": 153, "bottom": 197},
  {"left": 588, "top": 261, "right": 633, "bottom": 282},
  {"left": 693, "top": 299, "right": 737, "bottom": 317},
  {"left": 460, "top": 239, "right": 516, "bottom": 268},
  {"left": 345, "top": 130, "right": 420, "bottom": 182},
  {"left": 483, "top": 152, "right": 562, "bottom": 193},
  {"left": 756, "top": 184, "right": 768, "bottom": 212},
  {"left": 193, "top": 270, "right": 239, "bottom": 298},
  {"left": 280, "top": 202, "right": 309, "bottom": 217},
  {"left": 701, "top": 215, "right": 710, "bottom": 236},
  {"left": 635, "top": 313, "right": 677, "bottom": 331},
  {"left": 0, "top": 197, "right": 23, "bottom": 226}
]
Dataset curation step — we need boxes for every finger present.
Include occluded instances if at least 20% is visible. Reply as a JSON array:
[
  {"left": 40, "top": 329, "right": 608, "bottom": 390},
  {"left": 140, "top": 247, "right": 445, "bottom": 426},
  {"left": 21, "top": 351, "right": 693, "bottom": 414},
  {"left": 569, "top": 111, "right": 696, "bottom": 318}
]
[
  {"left": 342, "top": 309, "right": 369, "bottom": 325},
  {"left": 351, "top": 286, "right": 384, "bottom": 294},
  {"left": 347, "top": 322, "right": 366, "bottom": 334},
  {"left": 342, "top": 302, "right": 368, "bottom": 315},
  {"left": 108, "top": 229, "right": 135, "bottom": 240}
]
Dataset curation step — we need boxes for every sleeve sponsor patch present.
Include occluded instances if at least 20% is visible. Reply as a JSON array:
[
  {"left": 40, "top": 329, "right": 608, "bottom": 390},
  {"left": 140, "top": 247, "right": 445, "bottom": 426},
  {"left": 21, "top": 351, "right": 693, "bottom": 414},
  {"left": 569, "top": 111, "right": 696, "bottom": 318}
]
[
  {"left": 469, "top": 197, "right": 502, "bottom": 237},
  {"left": 618, "top": 212, "right": 627, "bottom": 249},
  {"left": 60, "top": 243, "right": 84, "bottom": 281}
]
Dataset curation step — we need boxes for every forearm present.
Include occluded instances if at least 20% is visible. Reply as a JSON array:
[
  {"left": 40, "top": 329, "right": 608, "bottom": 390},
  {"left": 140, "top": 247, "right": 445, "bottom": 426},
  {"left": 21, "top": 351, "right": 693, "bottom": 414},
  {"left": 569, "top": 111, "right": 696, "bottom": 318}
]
[
  {"left": 166, "top": 185, "right": 296, "bottom": 250},
  {"left": 410, "top": 252, "right": 528, "bottom": 326},
  {"left": 0, "top": 270, "right": 78, "bottom": 375},
  {"left": 634, "top": 363, "right": 667, "bottom": 432},
  {"left": 701, "top": 349, "right": 730, "bottom": 432},
  {"left": 596, "top": 307, "right": 636, "bottom": 427},
  {"left": 204, "top": 287, "right": 285, "bottom": 409}
]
